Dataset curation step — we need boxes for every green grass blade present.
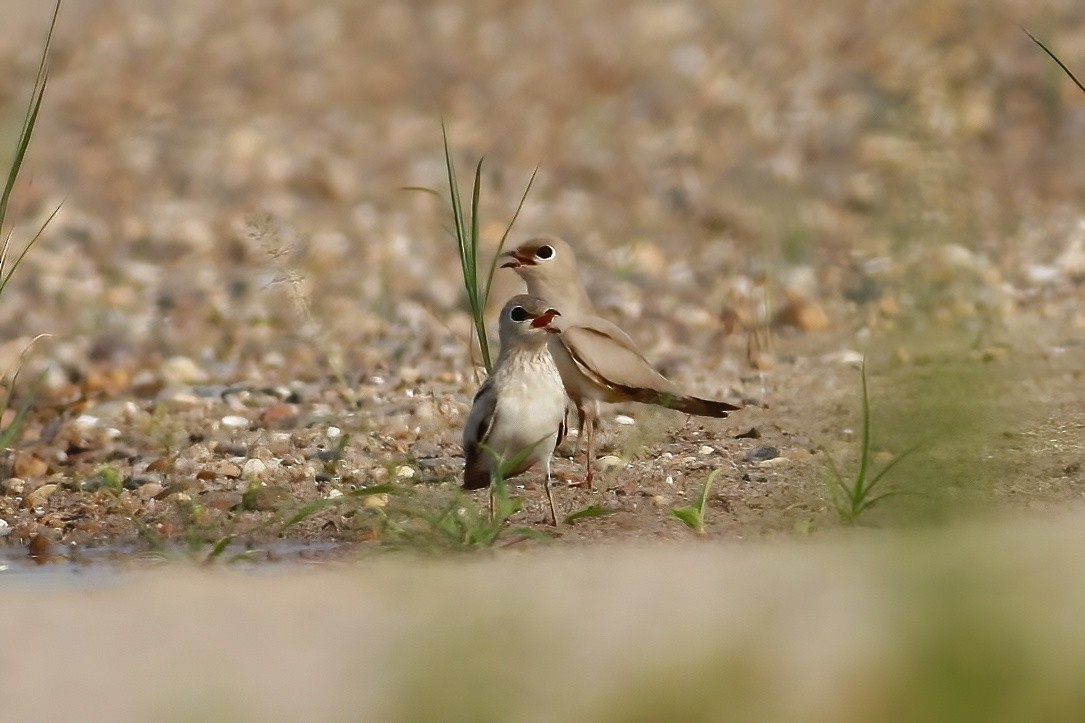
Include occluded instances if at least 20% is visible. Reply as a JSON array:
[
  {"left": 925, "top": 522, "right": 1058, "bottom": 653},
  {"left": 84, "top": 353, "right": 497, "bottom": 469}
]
[
  {"left": 0, "top": 1, "right": 58, "bottom": 226},
  {"left": 442, "top": 123, "right": 497, "bottom": 373},
  {"left": 863, "top": 440, "right": 925, "bottom": 497},
  {"left": 697, "top": 468, "right": 722, "bottom": 515},
  {"left": 204, "top": 534, "right": 235, "bottom": 562},
  {"left": 0, "top": 79, "right": 45, "bottom": 224},
  {"left": 483, "top": 166, "right": 538, "bottom": 303},
  {"left": 281, "top": 497, "right": 344, "bottom": 528},
  {"left": 1024, "top": 28, "right": 1085, "bottom": 96},
  {"left": 858, "top": 488, "right": 930, "bottom": 514},
  {"left": 0, "top": 203, "right": 62, "bottom": 296},
  {"left": 499, "top": 527, "right": 551, "bottom": 543},
  {"left": 854, "top": 361, "right": 872, "bottom": 504},
  {"left": 442, "top": 122, "right": 469, "bottom": 280},
  {"left": 563, "top": 504, "right": 616, "bottom": 525},
  {"left": 0, "top": 397, "right": 31, "bottom": 448},
  {"left": 469, "top": 157, "right": 491, "bottom": 370},
  {"left": 671, "top": 506, "right": 704, "bottom": 534},
  {"left": 347, "top": 483, "right": 397, "bottom": 498}
]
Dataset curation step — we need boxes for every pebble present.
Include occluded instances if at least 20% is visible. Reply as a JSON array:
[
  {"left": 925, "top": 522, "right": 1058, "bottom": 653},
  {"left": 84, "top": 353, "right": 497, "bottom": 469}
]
[
  {"left": 3, "top": 478, "right": 26, "bottom": 495},
  {"left": 161, "top": 356, "right": 209, "bottom": 385},
  {"left": 698, "top": 445, "right": 715, "bottom": 455},
  {"left": 758, "top": 456, "right": 791, "bottom": 468},
  {"left": 395, "top": 465, "right": 416, "bottom": 480},
  {"left": 327, "top": 426, "right": 342, "bottom": 439},
  {"left": 27, "top": 533, "right": 54, "bottom": 563},
  {"left": 0, "top": 519, "right": 9, "bottom": 536},
  {"left": 221, "top": 415, "right": 250, "bottom": 429},
  {"left": 364, "top": 493, "right": 389, "bottom": 509},
  {"left": 651, "top": 495, "right": 670, "bottom": 506},
  {"left": 835, "top": 350, "right": 865, "bottom": 366},
  {"left": 137, "top": 482, "right": 164, "bottom": 501},
  {"left": 260, "top": 403, "right": 299, "bottom": 429},
  {"left": 326, "top": 489, "right": 343, "bottom": 499},
  {"left": 614, "top": 415, "right": 636, "bottom": 426},
  {"left": 212, "top": 461, "right": 243, "bottom": 478},
  {"left": 1026, "top": 265, "right": 1061, "bottom": 285},
  {"left": 13, "top": 452, "right": 48, "bottom": 478},
  {"left": 596, "top": 455, "right": 625, "bottom": 471},
  {"left": 24, "top": 483, "right": 58, "bottom": 509},
  {"left": 775, "top": 296, "right": 830, "bottom": 332},
  {"left": 744, "top": 445, "right": 780, "bottom": 463},
  {"left": 242, "top": 458, "right": 269, "bottom": 480}
]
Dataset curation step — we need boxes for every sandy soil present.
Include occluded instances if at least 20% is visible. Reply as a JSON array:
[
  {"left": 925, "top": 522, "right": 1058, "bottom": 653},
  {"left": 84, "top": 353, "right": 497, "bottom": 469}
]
[{"left": 0, "top": 0, "right": 1079, "bottom": 575}]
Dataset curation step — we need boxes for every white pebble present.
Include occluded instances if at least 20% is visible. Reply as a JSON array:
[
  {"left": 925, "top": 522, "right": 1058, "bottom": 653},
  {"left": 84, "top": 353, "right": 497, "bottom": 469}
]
[
  {"left": 73, "top": 414, "right": 100, "bottom": 428},
  {"left": 327, "top": 426, "right": 342, "bottom": 439},
  {"left": 698, "top": 445, "right": 715, "bottom": 455},
  {"left": 326, "top": 488, "right": 344, "bottom": 499},
  {"left": 395, "top": 465, "right": 416, "bottom": 479},
  {"left": 242, "top": 458, "right": 268, "bottom": 479},
  {"left": 614, "top": 415, "right": 636, "bottom": 426},
  {"left": 221, "top": 415, "right": 250, "bottom": 429},
  {"left": 1026, "top": 264, "right": 1061, "bottom": 285},
  {"left": 161, "top": 355, "right": 209, "bottom": 384},
  {"left": 595, "top": 455, "right": 624, "bottom": 471},
  {"left": 0, "top": 519, "right": 9, "bottom": 537}
]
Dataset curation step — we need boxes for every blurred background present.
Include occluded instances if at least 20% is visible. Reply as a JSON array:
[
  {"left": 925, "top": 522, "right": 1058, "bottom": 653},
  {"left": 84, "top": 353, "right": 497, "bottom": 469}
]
[{"left": 0, "top": 0, "right": 1082, "bottom": 385}]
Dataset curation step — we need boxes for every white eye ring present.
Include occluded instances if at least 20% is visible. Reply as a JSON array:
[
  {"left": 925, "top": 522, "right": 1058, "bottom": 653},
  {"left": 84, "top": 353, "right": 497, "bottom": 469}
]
[
  {"left": 509, "top": 306, "right": 530, "bottom": 322},
  {"left": 535, "top": 245, "right": 555, "bottom": 260}
]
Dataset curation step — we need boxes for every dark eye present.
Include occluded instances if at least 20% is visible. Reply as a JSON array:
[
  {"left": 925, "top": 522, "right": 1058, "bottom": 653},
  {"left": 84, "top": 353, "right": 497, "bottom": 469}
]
[
  {"left": 509, "top": 306, "right": 529, "bottom": 322},
  {"left": 535, "top": 245, "right": 555, "bottom": 260}
]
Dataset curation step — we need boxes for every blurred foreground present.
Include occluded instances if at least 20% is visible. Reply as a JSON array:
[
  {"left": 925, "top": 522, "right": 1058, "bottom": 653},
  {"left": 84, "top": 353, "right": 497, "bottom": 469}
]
[{"left": 4, "top": 508, "right": 1085, "bottom": 721}]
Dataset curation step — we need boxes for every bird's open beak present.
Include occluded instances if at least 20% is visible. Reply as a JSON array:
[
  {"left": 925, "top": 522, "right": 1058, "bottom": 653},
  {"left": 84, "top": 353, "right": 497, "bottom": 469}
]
[
  {"left": 500, "top": 250, "right": 534, "bottom": 269},
  {"left": 530, "top": 308, "right": 561, "bottom": 330}
]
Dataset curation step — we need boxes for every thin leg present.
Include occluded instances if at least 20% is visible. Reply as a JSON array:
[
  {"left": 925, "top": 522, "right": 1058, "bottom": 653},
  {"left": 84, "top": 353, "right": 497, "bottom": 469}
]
[
  {"left": 543, "top": 457, "right": 559, "bottom": 526},
  {"left": 584, "top": 408, "right": 596, "bottom": 489},
  {"left": 488, "top": 483, "right": 495, "bottom": 521},
  {"left": 574, "top": 404, "right": 586, "bottom": 456}
]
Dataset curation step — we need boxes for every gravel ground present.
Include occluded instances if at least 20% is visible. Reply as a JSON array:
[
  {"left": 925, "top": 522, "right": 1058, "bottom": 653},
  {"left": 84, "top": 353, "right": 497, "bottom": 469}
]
[{"left": 0, "top": 0, "right": 1082, "bottom": 561}]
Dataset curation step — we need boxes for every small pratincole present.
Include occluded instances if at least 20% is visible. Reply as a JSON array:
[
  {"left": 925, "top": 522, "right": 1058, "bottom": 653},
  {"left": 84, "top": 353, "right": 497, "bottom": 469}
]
[
  {"left": 462, "top": 294, "right": 567, "bottom": 525},
  {"left": 503, "top": 236, "right": 741, "bottom": 488}
]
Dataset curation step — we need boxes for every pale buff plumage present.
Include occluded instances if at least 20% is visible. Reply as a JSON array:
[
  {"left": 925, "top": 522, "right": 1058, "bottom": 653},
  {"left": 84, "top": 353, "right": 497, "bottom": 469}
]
[
  {"left": 462, "top": 294, "right": 567, "bottom": 524},
  {"left": 503, "top": 237, "right": 740, "bottom": 487}
]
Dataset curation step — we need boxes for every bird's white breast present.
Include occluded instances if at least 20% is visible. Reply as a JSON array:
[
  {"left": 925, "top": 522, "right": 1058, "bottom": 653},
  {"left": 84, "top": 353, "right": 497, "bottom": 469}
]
[{"left": 487, "top": 349, "right": 566, "bottom": 467}]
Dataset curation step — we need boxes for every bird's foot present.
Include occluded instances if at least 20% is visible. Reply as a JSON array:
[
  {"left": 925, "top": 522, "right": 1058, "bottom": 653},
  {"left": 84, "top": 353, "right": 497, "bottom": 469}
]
[{"left": 562, "top": 472, "right": 594, "bottom": 489}]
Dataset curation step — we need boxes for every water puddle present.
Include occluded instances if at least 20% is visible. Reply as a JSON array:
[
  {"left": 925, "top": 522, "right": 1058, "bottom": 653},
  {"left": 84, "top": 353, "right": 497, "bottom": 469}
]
[{"left": 0, "top": 541, "right": 355, "bottom": 589}]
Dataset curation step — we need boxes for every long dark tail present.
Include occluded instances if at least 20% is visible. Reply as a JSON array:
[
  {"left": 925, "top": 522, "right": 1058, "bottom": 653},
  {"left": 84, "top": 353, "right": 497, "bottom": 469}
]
[
  {"left": 642, "top": 391, "right": 740, "bottom": 418},
  {"left": 664, "top": 394, "right": 741, "bottom": 418},
  {"left": 611, "top": 384, "right": 741, "bottom": 418}
]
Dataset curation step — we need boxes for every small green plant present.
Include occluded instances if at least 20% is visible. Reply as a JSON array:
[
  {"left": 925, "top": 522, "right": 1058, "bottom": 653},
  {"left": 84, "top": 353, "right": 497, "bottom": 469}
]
[
  {"left": 83, "top": 464, "right": 124, "bottom": 495},
  {"left": 373, "top": 434, "right": 559, "bottom": 553},
  {"left": 440, "top": 122, "right": 537, "bottom": 373},
  {"left": 823, "top": 363, "right": 922, "bottom": 525},
  {"left": 672, "top": 468, "right": 723, "bottom": 534},
  {"left": 375, "top": 471, "right": 549, "bottom": 552}
]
